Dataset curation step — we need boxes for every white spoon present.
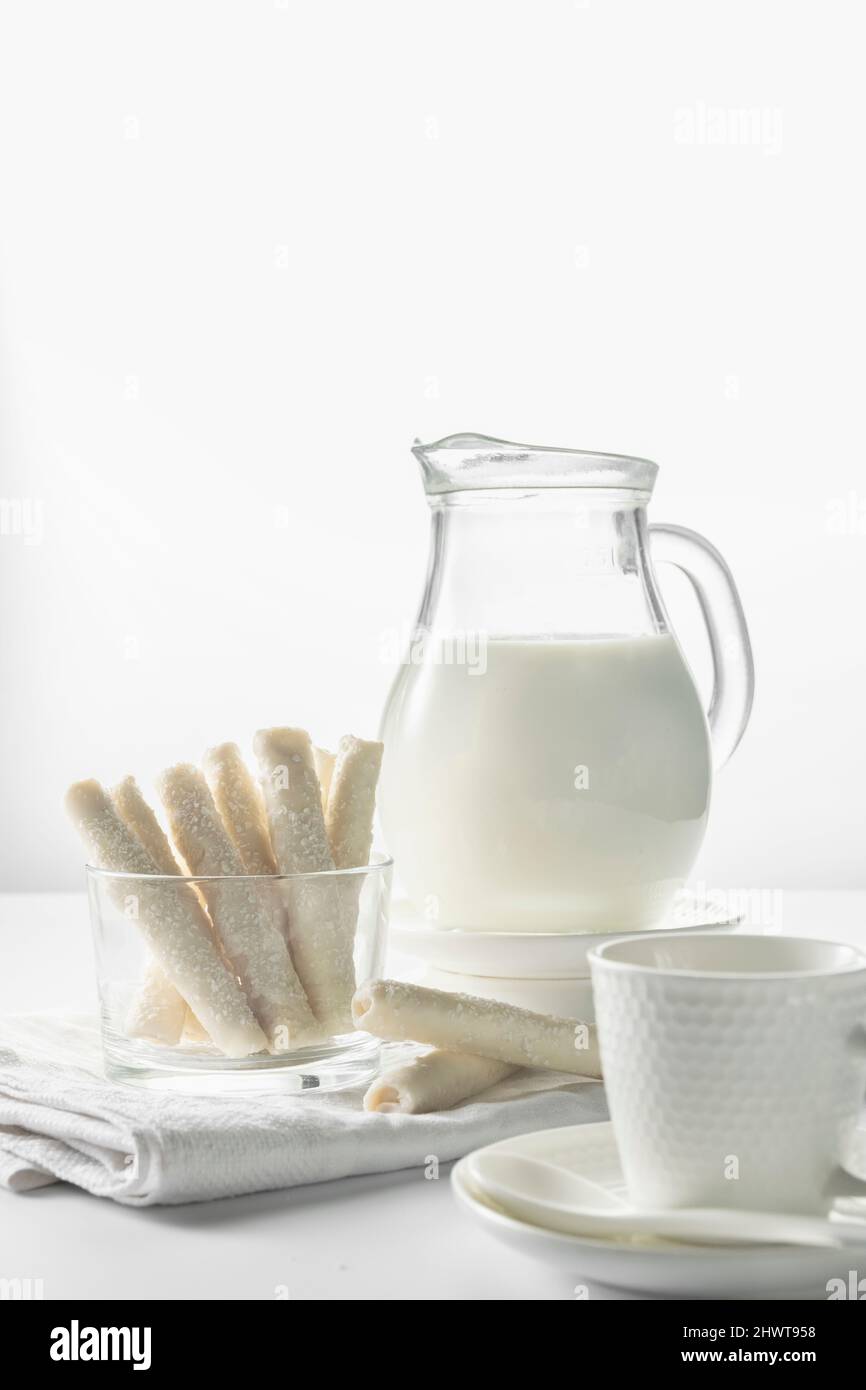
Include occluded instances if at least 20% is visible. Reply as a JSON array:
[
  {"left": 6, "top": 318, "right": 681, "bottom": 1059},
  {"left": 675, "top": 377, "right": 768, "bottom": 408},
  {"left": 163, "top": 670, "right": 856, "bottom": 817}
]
[
  {"left": 470, "top": 1152, "right": 632, "bottom": 1211},
  {"left": 467, "top": 1151, "right": 866, "bottom": 1249}
]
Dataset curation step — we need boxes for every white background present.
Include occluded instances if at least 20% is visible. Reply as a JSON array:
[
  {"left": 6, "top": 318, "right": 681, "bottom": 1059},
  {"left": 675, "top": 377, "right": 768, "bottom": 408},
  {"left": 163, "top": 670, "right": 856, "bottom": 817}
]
[{"left": 1, "top": 0, "right": 864, "bottom": 892}]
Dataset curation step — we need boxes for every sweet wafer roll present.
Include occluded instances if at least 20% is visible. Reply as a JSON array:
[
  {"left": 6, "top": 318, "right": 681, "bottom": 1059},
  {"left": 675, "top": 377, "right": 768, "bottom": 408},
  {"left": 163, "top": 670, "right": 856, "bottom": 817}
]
[
  {"left": 203, "top": 743, "right": 277, "bottom": 875},
  {"left": 65, "top": 780, "right": 266, "bottom": 1057},
  {"left": 124, "top": 958, "right": 189, "bottom": 1045},
  {"left": 352, "top": 979, "right": 601, "bottom": 1077},
  {"left": 157, "top": 764, "right": 319, "bottom": 1050},
  {"left": 363, "top": 1050, "right": 517, "bottom": 1114},
  {"left": 182, "top": 1009, "right": 210, "bottom": 1043},
  {"left": 201, "top": 742, "right": 300, "bottom": 1031},
  {"left": 112, "top": 775, "right": 201, "bottom": 1044},
  {"left": 325, "top": 735, "right": 383, "bottom": 870},
  {"left": 313, "top": 746, "right": 335, "bottom": 812},
  {"left": 112, "top": 775, "right": 181, "bottom": 875},
  {"left": 254, "top": 729, "right": 334, "bottom": 874},
  {"left": 112, "top": 776, "right": 209, "bottom": 1045},
  {"left": 323, "top": 736, "right": 383, "bottom": 985},
  {"left": 254, "top": 727, "right": 355, "bottom": 1033}
]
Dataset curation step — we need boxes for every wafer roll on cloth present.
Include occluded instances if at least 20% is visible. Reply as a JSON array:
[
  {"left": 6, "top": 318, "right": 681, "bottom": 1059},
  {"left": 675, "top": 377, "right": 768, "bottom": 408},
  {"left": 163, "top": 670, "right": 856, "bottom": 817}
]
[
  {"left": 352, "top": 979, "right": 601, "bottom": 1077},
  {"left": 363, "top": 1050, "right": 517, "bottom": 1114}
]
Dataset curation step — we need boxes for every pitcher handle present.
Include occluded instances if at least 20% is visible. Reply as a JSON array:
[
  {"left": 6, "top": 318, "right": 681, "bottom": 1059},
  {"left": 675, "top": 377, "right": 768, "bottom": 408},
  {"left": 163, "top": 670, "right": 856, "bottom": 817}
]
[{"left": 649, "top": 524, "right": 755, "bottom": 770}]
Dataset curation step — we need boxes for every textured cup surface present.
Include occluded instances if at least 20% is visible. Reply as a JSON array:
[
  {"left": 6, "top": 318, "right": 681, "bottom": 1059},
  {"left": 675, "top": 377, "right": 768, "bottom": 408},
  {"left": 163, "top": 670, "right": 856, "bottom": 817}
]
[{"left": 589, "top": 934, "right": 866, "bottom": 1213}]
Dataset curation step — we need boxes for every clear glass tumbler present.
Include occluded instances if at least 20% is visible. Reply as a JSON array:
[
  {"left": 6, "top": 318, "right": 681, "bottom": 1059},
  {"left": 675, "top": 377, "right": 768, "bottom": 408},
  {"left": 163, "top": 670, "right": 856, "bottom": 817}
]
[{"left": 86, "top": 854, "right": 392, "bottom": 1094}]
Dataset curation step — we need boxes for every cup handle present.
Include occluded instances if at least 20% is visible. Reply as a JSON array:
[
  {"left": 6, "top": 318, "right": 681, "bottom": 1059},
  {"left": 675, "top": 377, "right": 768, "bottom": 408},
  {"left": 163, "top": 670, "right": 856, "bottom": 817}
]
[{"left": 650, "top": 524, "right": 755, "bottom": 770}]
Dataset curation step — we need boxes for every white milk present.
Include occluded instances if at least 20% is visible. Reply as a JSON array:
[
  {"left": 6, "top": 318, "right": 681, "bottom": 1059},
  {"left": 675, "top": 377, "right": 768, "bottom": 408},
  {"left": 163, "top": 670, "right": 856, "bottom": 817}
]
[{"left": 379, "top": 634, "right": 711, "bottom": 932}]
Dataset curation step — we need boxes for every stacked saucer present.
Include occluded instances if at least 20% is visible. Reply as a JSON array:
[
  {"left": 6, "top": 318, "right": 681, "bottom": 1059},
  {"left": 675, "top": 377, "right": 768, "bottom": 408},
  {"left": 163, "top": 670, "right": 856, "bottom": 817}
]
[
  {"left": 453, "top": 1123, "right": 866, "bottom": 1300},
  {"left": 390, "top": 888, "right": 742, "bottom": 1018}
]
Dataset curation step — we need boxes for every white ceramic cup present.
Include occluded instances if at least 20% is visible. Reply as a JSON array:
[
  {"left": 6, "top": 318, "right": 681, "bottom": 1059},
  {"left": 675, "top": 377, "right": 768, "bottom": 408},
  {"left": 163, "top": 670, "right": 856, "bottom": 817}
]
[{"left": 588, "top": 933, "right": 866, "bottom": 1214}]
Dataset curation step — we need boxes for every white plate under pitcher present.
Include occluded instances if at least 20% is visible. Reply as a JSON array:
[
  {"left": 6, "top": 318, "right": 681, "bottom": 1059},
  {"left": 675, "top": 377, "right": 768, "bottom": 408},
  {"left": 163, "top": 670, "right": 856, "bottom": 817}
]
[{"left": 390, "top": 888, "right": 741, "bottom": 981}]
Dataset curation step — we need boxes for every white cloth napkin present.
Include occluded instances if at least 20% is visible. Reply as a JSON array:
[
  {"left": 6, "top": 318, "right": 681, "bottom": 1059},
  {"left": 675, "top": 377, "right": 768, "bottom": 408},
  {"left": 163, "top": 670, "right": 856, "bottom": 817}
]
[{"left": 0, "top": 1013, "right": 607, "bottom": 1206}]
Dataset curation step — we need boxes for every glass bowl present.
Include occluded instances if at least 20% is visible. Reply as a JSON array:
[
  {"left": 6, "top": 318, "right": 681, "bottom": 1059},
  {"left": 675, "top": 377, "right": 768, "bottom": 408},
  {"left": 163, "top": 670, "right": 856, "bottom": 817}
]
[{"left": 86, "top": 853, "right": 392, "bottom": 1094}]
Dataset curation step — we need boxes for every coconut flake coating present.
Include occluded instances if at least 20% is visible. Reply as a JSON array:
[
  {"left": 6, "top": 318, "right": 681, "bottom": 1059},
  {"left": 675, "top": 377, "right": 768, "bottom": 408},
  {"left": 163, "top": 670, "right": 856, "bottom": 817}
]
[
  {"left": 254, "top": 729, "right": 356, "bottom": 1032},
  {"left": 65, "top": 779, "right": 266, "bottom": 1057},
  {"left": 157, "top": 764, "right": 319, "bottom": 1049},
  {"left": 352, "top": 978, "right": 601, "bottom": 1076}
]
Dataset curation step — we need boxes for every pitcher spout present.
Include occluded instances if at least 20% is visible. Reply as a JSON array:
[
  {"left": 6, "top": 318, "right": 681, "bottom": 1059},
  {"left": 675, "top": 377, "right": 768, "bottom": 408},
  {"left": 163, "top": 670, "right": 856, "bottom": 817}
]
[{"left": 411, "top": 432, "right": 658, "bottom": 496}]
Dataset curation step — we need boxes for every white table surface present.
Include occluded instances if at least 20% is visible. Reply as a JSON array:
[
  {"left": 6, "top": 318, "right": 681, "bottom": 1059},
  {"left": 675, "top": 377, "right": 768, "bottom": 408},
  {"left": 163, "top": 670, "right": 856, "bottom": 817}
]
[{"left": 1, "top": 890, "right": 864, "bottom": 1301}]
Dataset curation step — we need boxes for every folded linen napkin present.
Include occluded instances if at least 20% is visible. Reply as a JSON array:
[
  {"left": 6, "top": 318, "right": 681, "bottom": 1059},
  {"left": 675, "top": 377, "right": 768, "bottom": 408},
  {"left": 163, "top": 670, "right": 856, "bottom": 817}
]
[{"left": 0, "top": 1013, "right": 607, "bottom": 1206}]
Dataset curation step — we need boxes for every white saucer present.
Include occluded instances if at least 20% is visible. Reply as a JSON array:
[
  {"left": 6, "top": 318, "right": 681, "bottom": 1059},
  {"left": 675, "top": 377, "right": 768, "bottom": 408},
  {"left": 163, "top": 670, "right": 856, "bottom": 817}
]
[
  {"left": 391, "top": 891, "right": 741, "bottom": 979},
  {"left": 452, "top": 1123, "right": 866, "bottom": 1300}
]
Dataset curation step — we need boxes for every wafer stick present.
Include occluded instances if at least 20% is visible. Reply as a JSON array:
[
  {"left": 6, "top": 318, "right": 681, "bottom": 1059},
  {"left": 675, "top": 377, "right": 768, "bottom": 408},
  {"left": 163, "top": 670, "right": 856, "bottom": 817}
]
[
  {"left": 112, "top": 775, "right": 180, "bottom": 875},
  {"left": 321, "top": 735, "right": 383, "bottom": 1008},
  {"left": 352, "top": 979, "right": 601, "bottom": 1077},
  {"left": 254, "top": 728, "right": 355, "bottom": 1033},
  {"left": 203, "top": 743, "right": 277, "bottom": 875},
  {"left": 363, "top": 1050, "right": 517, "bottom": 1114},
  {"left": 65, "top": 780, "right": 266, "bottom": 1057},
  {"left": 124, "top": 958, "right": 189, "bottom": 1045},
  {"left": 203, "top": 740, "right": 311, "bottom": 1033},
  {"left": 313, "top": 746, "right": 335, "bottom": 812},
  {"left": 157, "top": 764, "right": 319, "bottom": 1050},
  {"left": 112, "top": 775, "right": 205, "bottom": 1045},
  {"left": 254, "top": 729, "right": 334, "bottom": 874},
  {"left": 202, "top": 741, "right": 297, "bottom": 1017},
  {"left": 182, "top": 1010, "right": 210, "bottom": 1043},
  {"left": 325, "top": 735, "right": 383, "bottom": 870}
]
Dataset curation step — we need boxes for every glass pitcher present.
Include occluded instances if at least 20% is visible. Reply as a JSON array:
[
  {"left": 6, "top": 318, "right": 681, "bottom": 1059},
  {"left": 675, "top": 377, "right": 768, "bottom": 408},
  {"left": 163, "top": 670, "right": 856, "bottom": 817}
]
[{"left": 379, "top": 434, "right": 754, "bottom": 934}]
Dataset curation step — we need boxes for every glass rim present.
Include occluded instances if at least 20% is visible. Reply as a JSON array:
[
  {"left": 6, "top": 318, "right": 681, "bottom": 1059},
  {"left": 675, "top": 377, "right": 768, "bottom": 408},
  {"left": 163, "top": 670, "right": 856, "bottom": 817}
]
[
  {"left": 429, "top": 485, "right": 654, "bottom": 508},
  {"left": 85, "top": 850, "right": 394, "bottom": 886},
  {"left": 412, "top": 432, "right": 659, "bottom": 495}
]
